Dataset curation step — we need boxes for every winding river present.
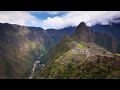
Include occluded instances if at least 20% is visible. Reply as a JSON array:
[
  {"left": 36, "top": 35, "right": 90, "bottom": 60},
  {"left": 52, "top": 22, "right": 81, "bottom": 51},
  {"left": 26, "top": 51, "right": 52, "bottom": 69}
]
[{"left": 28, "top": 54, "right": 45, "bottom": 79}]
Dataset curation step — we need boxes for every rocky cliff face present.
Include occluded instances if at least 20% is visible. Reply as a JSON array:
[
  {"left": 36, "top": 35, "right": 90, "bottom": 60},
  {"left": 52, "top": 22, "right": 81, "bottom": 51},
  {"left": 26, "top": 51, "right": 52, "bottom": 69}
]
[{"left": 75, "top": 22, "right": 119, "bottom": 53}]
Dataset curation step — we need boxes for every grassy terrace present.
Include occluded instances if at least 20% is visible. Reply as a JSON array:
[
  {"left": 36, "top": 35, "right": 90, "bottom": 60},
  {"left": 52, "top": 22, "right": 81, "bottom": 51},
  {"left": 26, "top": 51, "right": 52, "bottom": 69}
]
[
  {"left": 115, "top": 54, "right": 120, "bottom": 56},
  {"left": 76, "top": 42, "right": 89, "bottom": 48}
]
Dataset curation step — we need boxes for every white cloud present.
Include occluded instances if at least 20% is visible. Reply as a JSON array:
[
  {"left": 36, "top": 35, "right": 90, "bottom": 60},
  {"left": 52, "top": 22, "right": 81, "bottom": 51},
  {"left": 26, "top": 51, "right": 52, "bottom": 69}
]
[
  {"left": 42, "top": 11, "right": 120, "bottom": 29},
  {"left": 0, "top": 11, "right": 42, "bottom": 27},
  {"left": 47, "top": 11, "right": 62, "bottom": 15},
  {"left": 42, "top": 16, "right": 65, "bottom": 29},
  {"left": 0, "top": 11, "right": 120, "bottom": 29}
]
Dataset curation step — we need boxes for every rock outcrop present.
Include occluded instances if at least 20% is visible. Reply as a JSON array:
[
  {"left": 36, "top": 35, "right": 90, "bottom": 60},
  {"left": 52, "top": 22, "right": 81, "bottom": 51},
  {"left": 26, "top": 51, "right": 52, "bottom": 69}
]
[
  {"left": 75, "top": 22, "right": 119, "bottom": 53},
  {"left": 75, "top": 22, "right": 93, "bottom": 42}
]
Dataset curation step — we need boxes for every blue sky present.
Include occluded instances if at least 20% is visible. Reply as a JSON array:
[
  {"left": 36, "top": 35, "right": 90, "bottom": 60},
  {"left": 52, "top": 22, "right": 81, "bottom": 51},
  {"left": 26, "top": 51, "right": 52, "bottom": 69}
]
[
  {"left": 30, "top": 11, "right": 66, "bottom": 20},
  {"left": 0, "top": 11, "right": 120, "bottom": 29}
]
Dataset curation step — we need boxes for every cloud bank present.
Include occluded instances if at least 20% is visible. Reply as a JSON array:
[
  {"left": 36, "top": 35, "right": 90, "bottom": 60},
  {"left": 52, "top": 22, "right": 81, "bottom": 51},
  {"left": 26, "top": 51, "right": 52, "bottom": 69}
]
[
  {"left": 0, "top": 11, "right": 42, "bottom": 27},
  {"left": 0, "top": 11, "right": 120, "bottom": 29},
  {"left": 42, "top": 11, "right": 120, "bottom": 29}
]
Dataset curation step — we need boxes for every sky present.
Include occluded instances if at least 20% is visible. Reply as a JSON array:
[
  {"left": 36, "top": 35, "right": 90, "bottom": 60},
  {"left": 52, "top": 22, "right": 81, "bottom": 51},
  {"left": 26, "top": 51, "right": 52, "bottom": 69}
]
[{"left": 0, "top": 11, "right": 120, "bottom": 29}]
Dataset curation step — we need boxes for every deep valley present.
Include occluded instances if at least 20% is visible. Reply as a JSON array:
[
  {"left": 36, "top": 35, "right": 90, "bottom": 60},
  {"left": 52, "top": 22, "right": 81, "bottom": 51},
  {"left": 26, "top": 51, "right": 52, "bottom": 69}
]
[{"left": 0, "top": 21, "right": 120, "bottom": 79}]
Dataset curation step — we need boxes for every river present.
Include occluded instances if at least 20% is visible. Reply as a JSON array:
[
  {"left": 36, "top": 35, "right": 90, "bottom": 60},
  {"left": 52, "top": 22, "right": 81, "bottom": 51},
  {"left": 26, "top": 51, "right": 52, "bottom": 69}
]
[{"left": 28, "top": 54, "right": 45, "bottom": 79}]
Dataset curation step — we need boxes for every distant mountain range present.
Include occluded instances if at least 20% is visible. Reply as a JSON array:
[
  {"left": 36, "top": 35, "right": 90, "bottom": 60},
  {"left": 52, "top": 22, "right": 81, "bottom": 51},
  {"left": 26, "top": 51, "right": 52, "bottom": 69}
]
[{"left": 0, "top": 22, "right": 120, "bottom": 79}]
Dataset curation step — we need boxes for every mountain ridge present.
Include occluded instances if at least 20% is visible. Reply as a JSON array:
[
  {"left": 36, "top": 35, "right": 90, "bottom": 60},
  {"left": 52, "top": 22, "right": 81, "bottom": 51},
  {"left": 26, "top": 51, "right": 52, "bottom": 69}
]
[
  {"left": 75, "top": 22, "right": 120, "bottom": 53},
  {"left": 32, "top": 22, "right": 120, "bottom": 79},
  {"left": 0, "top": 22, "right": 120, "bottom": 78},
  {"left": 0, "top": 23, "right": 75, "bottom": 78}
]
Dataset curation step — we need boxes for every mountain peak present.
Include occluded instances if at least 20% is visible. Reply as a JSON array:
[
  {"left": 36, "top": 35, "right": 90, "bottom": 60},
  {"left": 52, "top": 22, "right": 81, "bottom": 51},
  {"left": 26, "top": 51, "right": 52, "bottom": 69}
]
[
  {"left": 76, "top": 22, "right": 87, "bottom": 30},
  {"left": 75, "top": 22, "right": 93, "bottom": 42},
  {"left": 76, "top": 22, "right": 88, "bottom": 32},
  {"left": 77, "top": 22, "right": 86, "bottom": 27}
]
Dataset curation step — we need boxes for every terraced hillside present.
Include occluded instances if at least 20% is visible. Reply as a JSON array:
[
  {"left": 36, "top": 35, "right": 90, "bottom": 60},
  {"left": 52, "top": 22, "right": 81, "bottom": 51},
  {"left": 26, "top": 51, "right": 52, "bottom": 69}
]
[
  {"left": 33, "top": 22, "right": 120, "bottom": 79},
  {"left": 33, "top": 36, "right": 120, "bottom": 79}
]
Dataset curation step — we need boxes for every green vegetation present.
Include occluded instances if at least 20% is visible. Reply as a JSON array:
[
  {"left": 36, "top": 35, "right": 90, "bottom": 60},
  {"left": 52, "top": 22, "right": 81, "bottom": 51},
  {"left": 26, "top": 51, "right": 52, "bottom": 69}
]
[
  {"left": 40, "top": 35, "right": 72, "bottom": 65},
  {"left": 33, "top": 35, "right": 120, "bottom": 79},
  {"left": 0, "top": 26, "right": 44, "bottom": 78},
  {"left": 28, "top": 41, "right": 37, "bottom": 50},
  {"left": 115, "top": 54, "right": 120, "bottom": 56},
  {"left": 77, "top": 44, "right": 85, "bottom": 48},
  {"left": 77, "top": 42, "right": 89, "bottom": 48},
  {"left": 33, "top": 53, "right": 120, "bottom": 79},
  {"left": 1, "top": 23, "right": 120, "bottom": 79}
]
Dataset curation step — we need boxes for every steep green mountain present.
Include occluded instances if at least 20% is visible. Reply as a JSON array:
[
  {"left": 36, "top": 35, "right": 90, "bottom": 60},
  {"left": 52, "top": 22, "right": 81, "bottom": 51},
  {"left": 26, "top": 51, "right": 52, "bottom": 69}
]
[
  {"left": 33, "top": 38, "right": 120, "bottom": 79},
  {"left": 0, "top": 23, "right": 33, "bottom": 78},
  {"left": 33, "top": 22, "right": 120, "bottom": 79},
  {"left": 74, "top": 22, "right": 119, "bottom": 53},
  {"left": 0, "top": 21, "right": 120, "bottom": 79},
  {"left": 0, "top": 23, "right": 74, "bottom": 79}
]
